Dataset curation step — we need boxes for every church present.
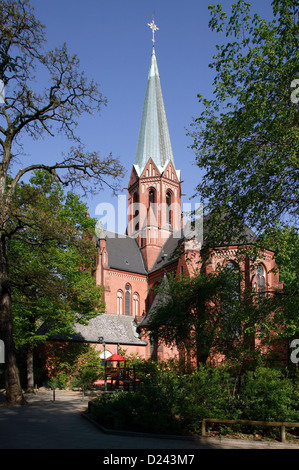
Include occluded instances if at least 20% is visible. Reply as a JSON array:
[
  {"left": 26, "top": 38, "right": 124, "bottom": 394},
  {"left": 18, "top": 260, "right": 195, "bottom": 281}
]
[{"left": 47, "top": 21, "right": 282, "bottom": 364}]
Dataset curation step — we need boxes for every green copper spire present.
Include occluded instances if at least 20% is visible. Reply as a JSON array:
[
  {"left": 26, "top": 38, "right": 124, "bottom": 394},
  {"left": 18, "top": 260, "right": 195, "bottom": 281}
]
[{"left": 134, "top": 21, "right": 176, "bottom": 176}]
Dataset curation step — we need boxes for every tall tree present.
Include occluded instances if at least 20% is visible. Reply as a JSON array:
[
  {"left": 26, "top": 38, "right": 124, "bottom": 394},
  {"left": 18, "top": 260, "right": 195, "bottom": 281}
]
[
  {"left": 0, "top": 0, "right": 124, "bottom": 404},
  {"left": 188, "top": 0, "right": 298, "bottom": 240},
  {"left": 9, "top": 171, "right": 105, "bottom": 391}
]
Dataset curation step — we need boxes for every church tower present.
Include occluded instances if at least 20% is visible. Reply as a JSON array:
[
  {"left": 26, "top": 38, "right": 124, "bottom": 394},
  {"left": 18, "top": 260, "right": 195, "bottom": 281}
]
[{"left": 127, "top": 20, "right": 182, "bottom": 271}]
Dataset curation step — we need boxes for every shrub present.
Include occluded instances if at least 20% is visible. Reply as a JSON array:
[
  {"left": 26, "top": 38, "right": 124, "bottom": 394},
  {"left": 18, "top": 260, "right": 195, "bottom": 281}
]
[
  {"left": 179, "top": 365, "right": 241, "bottom": 433},
  {"left": 45, "top": 343, "right": 103, "bottom": 389},
  {"left": 71, "top": 347, "right": 104, "bottom": 390},
  {"left": 48, "top": 371, "right": 70, "bottom": 389},
  {"left": 239, "top": 367, "right": 299, "bottom": 423},
  {"left": 89, "top": 362, "right": 299, "bottom": 438}
]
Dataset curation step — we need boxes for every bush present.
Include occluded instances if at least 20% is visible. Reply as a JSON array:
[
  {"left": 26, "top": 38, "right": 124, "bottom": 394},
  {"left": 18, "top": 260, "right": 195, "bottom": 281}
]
[
  {"left": 239, "top": 367, "right": 299, "bottom": 423},
  {"left": 48, "top": 371, "right": 70, "bottom": 389},
  {"left": 179, "top": 365, "right": 241, "bottom": 433},
  {"left": 90, "top": 362, "right": 188, "bottom": 435},
  {"left": 71, "top": 348, "right": 104, "bottom": 390},
  {"left": 45, "top": 343, "right": 103, "bottom": 389},
  {"left": 89, "top": 362, "right": 299, "bottom": 438}
]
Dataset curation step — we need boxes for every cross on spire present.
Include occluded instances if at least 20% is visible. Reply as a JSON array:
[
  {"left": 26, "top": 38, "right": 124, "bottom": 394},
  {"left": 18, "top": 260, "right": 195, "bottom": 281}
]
[{"left": 148, "top": 18, "right": 159, "bottom": 45}]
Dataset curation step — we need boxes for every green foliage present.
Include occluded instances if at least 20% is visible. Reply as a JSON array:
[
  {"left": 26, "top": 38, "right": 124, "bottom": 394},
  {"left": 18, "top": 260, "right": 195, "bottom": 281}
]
[
  {"left": 92, "top": 362, "right": 187, "bottom": 435},
  {"left": 8, "top": 170, "right": 105, "bottom": 351},
  {"left": 253, "top": 225, "right": 299, "bottom": 343},
  {"left": 90, "top": 361, "right": 299, "bottom": 438},
  {"left": 147, "top": 268, "right": 255, "bottom": 367},
  {"left": 260, "top": 224, "right": 299, "bottom": 288},
  {"left": 91, "top": 391, "right": 147, "bottom": 432},
  {"left": 45, "top": 343, "right": 103, "bottom": 389},
  {"left": 240, "top": 367, "right": 299, "bottom": 422},
  {"left": 189, "top": 0, "right": 298, "bottom": 238},
  {"left": 180, "top": 365, "right": 240, "bottom": 433},
  {"left": 48, "top": 372, "right": 70, "bottom": 390},
  {"left": 71, "top": 347, "right": 104, "bottom": 389}
]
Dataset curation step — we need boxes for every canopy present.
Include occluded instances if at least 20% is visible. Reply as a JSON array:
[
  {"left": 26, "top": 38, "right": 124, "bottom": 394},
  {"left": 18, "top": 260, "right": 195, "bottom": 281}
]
[{"left": 106, "top": 354, "right": 128, "bottom": 362}]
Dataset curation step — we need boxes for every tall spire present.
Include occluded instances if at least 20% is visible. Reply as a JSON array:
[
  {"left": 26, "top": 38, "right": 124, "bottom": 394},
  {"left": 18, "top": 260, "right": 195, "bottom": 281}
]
[{"left": 134, "top": 20, "right": 175, "bottom": 176}]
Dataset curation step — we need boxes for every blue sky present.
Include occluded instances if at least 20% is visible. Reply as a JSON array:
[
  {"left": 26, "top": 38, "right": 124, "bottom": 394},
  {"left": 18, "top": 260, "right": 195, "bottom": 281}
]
[{"left": 25, "top": 0, "right": 274, "bottom": 233}]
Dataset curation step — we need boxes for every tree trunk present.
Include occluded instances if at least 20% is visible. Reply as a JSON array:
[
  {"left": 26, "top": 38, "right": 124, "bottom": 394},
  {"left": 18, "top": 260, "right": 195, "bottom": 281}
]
[
  {"left": 26, "top": 344, "right": 34, "bottom": 392},
  {"left": 0, "top": 234, "right": 24, "bottom": 405}
]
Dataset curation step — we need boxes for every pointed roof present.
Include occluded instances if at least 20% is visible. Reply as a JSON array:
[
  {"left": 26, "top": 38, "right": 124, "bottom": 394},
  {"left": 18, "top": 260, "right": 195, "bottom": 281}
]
[{"left": 134, "top": 46, "right": 176, "bottom": 176}]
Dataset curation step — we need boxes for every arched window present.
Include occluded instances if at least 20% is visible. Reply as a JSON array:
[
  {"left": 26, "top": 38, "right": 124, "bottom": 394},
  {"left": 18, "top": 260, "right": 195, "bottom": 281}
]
[
  {"left": 149, "top": 188, "right": 155, "bottom": 206},
  {"left": 117, "top": 290, "right": 123, "bottom": 315},
  {"left": 150, "top": 336, "right": 157, "bottom": 359},
  {"left": 125, "top": 283, "right": 131, "bottom": 316},
  {"left": 225, "top": 262, "right": 239, "bottom": 287},
  {"left": 133, "top": 292, "right": 139, "bottom": 317},
  {"left": 166, "top": 190, "right": 172, "bottom": 226},
  {"left": 256, "top": 265, "right": 266, "bottom": 297}
]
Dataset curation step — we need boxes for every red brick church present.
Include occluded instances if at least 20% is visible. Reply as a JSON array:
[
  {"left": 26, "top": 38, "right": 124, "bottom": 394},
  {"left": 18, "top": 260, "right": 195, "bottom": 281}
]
[{"left": 46, "top": 22, "right": 282, "bottom": 364}]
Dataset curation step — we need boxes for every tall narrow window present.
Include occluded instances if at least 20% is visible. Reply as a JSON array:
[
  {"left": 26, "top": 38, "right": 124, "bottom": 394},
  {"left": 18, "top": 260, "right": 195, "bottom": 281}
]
[
  {"left": 148, "top": 188, "right": 157, "bottom": 226},
  {"left": 117, "top": 290, "right": 123, "bottom": 315},
  {"left": 125, "top": 284, "right": 131, "bottom": 316},
  {"left": 256, "top": 265, "right": 266, "bottom": 297},
  {"left": 221, "top": 261, "right": 240, "bottom": 338},
  {"left": 166, "top": 191, "right": 172, "bottom": 225},
  {"left": 149, "top": 189, "right": 155, "bottom": 206},
  {"left": 150, "top": 336, "right": 157, "bottom": 359},
  {"left": 224, "top": 262, "right": 240, "bottom": 301},
  {"left": 133, "top": 292, "right": 139, "bottom": 317}
]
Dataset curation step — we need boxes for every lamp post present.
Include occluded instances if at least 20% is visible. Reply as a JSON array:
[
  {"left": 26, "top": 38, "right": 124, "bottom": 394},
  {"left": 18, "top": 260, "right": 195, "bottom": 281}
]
[
  {"left": 99, "top": 336, "right": 107, "bottom": 391},
  {"left": 103, "top": 342, "right": 107, "bottom": 391}
]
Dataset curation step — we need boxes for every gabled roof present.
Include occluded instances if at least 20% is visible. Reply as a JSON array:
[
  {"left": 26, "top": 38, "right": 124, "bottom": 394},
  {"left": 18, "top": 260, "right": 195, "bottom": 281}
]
[
  {"left": 98, "top": 231, "right": 147, "bottom": 275},
  {"left": 96, "top": 217, "right": 256, "bottom": 277},
  {"left": 148, "top": 215, "right": 257, "bottom": 274},
  {"left": 139, "top": 275, "right": 171, "bottom": 327},
  {"left": 134, "top": 46, "right": 177, "bottom": 177},
  {"left": 39, "top": 314, "right": 147, "bottom": 346},
  {"left": 149, "top": 229, "right": 184, "bottom": 273}
]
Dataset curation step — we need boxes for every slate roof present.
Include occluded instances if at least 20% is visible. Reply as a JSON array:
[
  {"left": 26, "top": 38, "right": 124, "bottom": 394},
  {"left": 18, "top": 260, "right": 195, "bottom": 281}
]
[
  {"left": 139, "top": 275, "right": 171, "bottom": 327},
  {"left": 149, "top": 230, "right": 184, "bottom": 273},
  {"left": 40, "top": 314, "right": 147, "bottom": 346},
  {"left": 97, "top": 231, "right": 147, "bottom": 275},
  {"left": 149, "top": 215, "right": 257, "bottom": 273}
]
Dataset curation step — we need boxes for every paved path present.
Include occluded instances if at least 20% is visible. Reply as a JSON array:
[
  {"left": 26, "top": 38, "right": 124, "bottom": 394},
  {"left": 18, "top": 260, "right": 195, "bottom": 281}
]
[{"left": 0, "top": 390, "right": 299, "bottom": 450}]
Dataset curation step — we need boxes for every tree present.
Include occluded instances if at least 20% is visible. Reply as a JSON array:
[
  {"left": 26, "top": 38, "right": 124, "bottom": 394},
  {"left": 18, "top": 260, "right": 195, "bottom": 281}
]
[
  {"left": 261, "top": 224, "right": 299, "bottom": 289},
  {"left": 9, "top": 171, "right": 105, "bottom": 391},
  {"left": 0, "top": 0, "right": 124, "bottom": 404},
  {"left": 71, "top": 347, "right": 104, "bottom": 398},
  {"left": 188, "top": 0, "right": 298, "bottom": 240},
  {"left": 258, "top": 224, "right": 299, "bottom": 351},
  {"left": 147, "top": 261, "right": 295, "bottom": 371},
  {"left": 147, "top": 268, "right": 246, "bottom": 368}
]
